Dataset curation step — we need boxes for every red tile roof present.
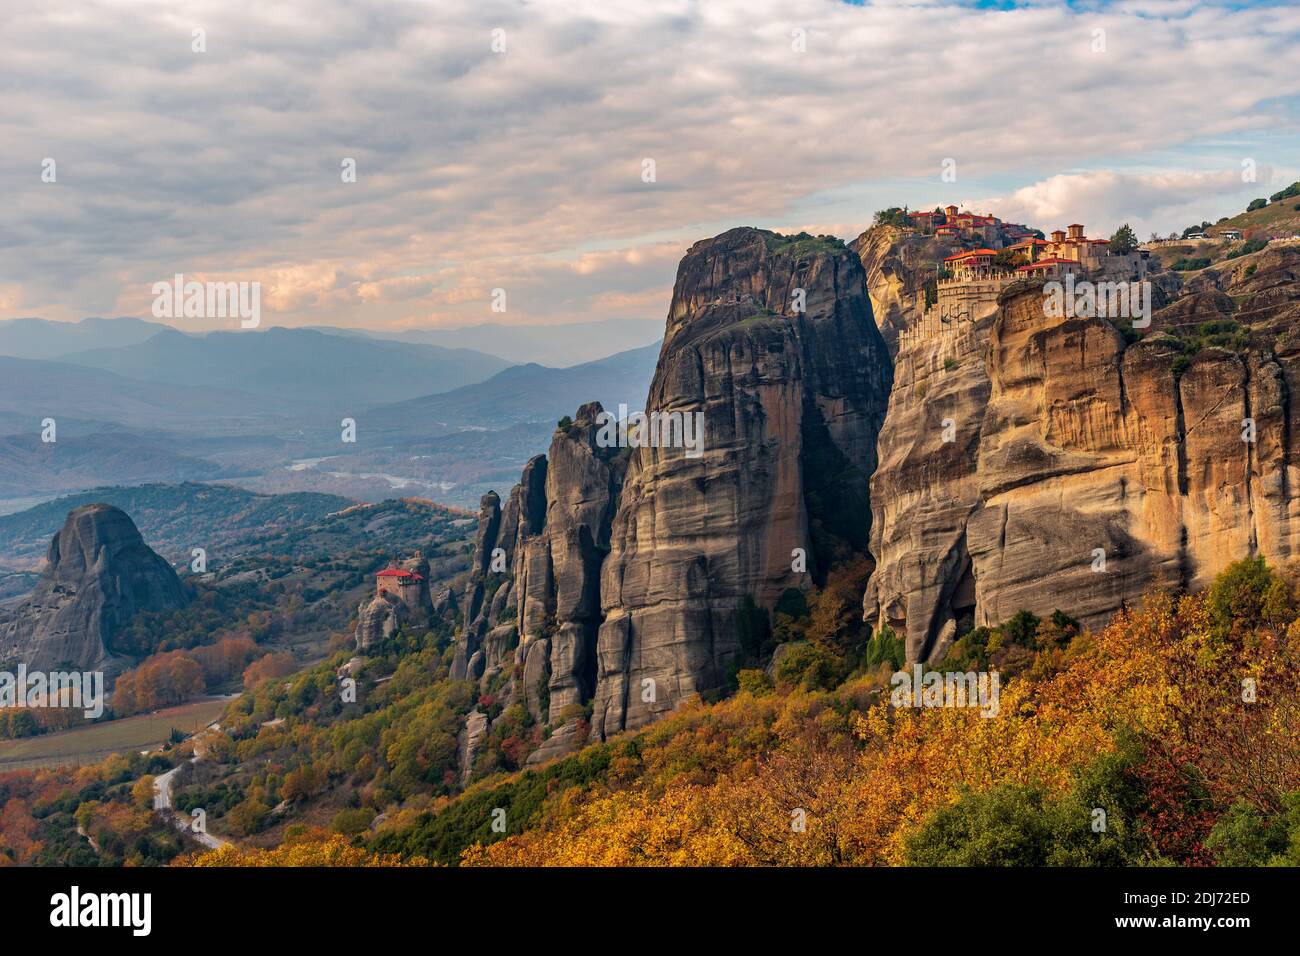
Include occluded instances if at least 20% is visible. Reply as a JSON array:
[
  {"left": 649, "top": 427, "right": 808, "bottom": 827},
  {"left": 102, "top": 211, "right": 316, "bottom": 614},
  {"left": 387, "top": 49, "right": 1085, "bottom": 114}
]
[
  {"left": 1016, "top": 257, "right": 1078, "bottom": 271},
  {"left": 377, "top": 568, "right": 424, "bottom": 580},
  {"left": 944, "top": 248, "right": 1000, "bottom": 261}
]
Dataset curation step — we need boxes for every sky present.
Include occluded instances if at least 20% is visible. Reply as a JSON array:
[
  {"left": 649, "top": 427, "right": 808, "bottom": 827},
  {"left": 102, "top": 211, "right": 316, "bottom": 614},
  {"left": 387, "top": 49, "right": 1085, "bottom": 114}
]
[{"left": 2, "top": 0, "right": 1297, "bottom": 334}]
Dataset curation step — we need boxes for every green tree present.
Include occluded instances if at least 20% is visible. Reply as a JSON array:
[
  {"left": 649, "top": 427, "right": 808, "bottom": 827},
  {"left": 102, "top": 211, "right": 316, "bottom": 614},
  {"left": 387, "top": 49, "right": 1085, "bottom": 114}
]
[{"left": 1108, "top": 223, "right": 1138, "bottom": 254}]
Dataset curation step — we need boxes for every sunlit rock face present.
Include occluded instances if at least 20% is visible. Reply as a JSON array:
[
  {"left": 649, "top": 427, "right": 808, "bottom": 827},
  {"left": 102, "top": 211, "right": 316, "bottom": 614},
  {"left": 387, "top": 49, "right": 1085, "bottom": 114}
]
[
  {"left": 865, "top": 244, "right": 1300, "bottom": 663},
  {"left": 588, "top": 227, "right": 892, "bottom": 736}
]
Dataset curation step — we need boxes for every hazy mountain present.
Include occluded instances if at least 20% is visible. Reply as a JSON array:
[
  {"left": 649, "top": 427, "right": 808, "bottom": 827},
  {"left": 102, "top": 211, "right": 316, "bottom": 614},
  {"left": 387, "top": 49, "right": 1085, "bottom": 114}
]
[
  {"left": 305, "top": 318, "right": 664, "bottom": 366},
  {"left": 0, "top": 432, "right": 226, "bottom": 501},
  {"left": 367, "top": 341, "right": 662, "bottom": 439},
  {"left": 0, "top": 316, "right": 171, "bottom": 359},
  {"left": 0, "top": 355, "right": 278, "bottom": 436},
  {"left": 58, "top": 327, "right": 511, "bottom": 411}
]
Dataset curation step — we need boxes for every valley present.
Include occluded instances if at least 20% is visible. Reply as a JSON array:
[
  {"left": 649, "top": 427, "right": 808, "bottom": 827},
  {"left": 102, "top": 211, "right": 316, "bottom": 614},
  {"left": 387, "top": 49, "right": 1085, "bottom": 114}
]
[{"left": 3, "top": 188, "right": 1300, "bottom": 870}]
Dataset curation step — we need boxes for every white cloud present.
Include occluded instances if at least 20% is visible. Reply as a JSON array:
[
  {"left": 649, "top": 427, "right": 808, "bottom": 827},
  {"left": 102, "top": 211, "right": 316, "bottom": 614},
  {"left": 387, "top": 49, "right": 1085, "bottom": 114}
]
[
  {"left": 975, "top": 167, "right": 1281, "bottom": 239},
  {"left": 1, "top": 0, "right": 1297, "bottom": 329}
]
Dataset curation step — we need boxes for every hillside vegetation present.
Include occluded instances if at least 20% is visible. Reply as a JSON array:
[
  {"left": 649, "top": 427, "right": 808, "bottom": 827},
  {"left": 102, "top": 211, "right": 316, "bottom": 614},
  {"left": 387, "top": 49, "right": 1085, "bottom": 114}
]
[{"left": 130, "top": 556, "right": 1300, "bottom": 868}]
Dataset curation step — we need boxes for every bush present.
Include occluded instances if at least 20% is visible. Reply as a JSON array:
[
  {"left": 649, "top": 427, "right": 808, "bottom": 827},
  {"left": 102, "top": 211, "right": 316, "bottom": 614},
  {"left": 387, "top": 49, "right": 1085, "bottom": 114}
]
[
  {"left": 773, "top": 641, "right": 842, "bottom": 692},
  {"left": 1225, "top": 238, "right": 1267, "bottom": 260},
  {"left": 1206, "top": 555, "right": 1290, "bottom": 632},
  {"left": 331, "top": 807, "right": 377, "bottom": 836},
  {"left": 227, "top": 797, "right": 272, "bottom": 836},
  {"left": 905, "top": 746, "right": 1155, "bottom": 865},
  {"left": 1247, "top": 198, "right": 1268, "bottom": 212},
  {"left": 736, "top": 669, "right": 773, "bottom": 696},
  {"left": 1268, "top": 182, "right": 1300, "bottom": 203},
  {"left": 864, "top": 625, "right": 905, "bottom": 671}
]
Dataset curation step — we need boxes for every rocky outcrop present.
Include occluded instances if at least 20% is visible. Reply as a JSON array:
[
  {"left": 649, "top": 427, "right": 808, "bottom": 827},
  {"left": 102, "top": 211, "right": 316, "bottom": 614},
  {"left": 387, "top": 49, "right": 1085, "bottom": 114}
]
[
  {"left": 354, "top": 553, "right": 431, "bottom": 650},
  {"left": 589, "top": 228, "right": 892, "bottom": 736},
  {"left": 451, "top": 403, "right": 627, "bottom": 719},
  {"left": 851, "top": 225, "right": 960, "bottom": 356},
  {"left": 1, "top": 504, "right": 188, "bottom": 672},
  {"left": 450, "top": 228, "right": 893, "bottom": 748},
  {"left": 865, "top": 243, "right": 1300, "bottom": 661}
]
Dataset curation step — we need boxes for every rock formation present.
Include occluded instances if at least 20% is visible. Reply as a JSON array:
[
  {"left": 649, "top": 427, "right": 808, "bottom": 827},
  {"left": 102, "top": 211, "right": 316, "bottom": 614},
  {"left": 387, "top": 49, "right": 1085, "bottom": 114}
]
[
  {"left": 1, "top": 504, "right": 188, "bottom": 672},
  {"left": 354, "top": 553, "right": 432, "bottom": 649},
  {"left": 851, "top": 224, "right": 960, "bottom": 356},
  {"left": 591, "top": 228, "right": 893, "bottom": 735},
  {"left": 433, "top": 221, "right": 1300, "bottom": 768},
  {"left": 864, "top": 242, "right": 1300, "bottom": 662},
  {"left": 449, "top": 227, "right": 894, "bottom": 756},
  {"left": 450, "top": 402, "right": 628, "bottom": 757}
]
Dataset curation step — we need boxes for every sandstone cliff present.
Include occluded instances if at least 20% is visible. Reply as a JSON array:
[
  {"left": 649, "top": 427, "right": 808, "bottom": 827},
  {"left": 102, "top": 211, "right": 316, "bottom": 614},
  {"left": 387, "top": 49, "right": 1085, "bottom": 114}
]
[
  {"left": 851, "top": 224, "right": 960, "bottom": 356},
  {"left": 1, "top": 504, "right": 188, "bottom": 672},
  {"left": 865, "top": 243, "right": 1300, "bottom": 662},
  {"left": 447, "top": 228, "right": 894, "bottom": 757},
  {"left": 590, "top": 228, "right": 892, "bottom": 735}
]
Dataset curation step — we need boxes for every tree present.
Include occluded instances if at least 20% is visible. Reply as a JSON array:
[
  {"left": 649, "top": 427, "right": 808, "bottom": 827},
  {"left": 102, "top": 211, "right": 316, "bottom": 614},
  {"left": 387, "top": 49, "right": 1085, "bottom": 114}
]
[
  {"left": 872, "top": 207, "right": 911, "bottom": 228},
  {"left": 992, "top": 248, "right": 1019, "bottom": 271},
  {"left": 1247, "top": 198, "right": 1268, "bottom": 212},
  {"left": 1108, "top": 223, "right": 1138, "bottom": 254},
  {"left": 1269, "top": 182, "right": 1300, "bottom": 203},
  {"left": 242, "top": 651, "right": 295, "bottom": 690},
  {"left": 227, "top": 796, "right": 271, "bottom": 836}
]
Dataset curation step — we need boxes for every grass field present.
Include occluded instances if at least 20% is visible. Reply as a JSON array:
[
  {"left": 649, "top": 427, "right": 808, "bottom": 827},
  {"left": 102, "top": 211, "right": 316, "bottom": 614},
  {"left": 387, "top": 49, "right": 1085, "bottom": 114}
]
[{"left": 0, "top": 696, "right": 232, "bottom": 772}]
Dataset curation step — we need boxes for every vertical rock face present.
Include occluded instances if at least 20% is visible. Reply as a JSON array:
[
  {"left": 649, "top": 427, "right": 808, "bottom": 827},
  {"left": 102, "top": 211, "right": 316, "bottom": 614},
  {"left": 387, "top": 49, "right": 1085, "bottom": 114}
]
[
  {"left": 590, "top": 228, "right": 892, "bottom": 735},
  {"left": 451, "top": 403, "right": 627, "bottom": 721},
  {"left": 1, "top": 504, "right": 188, "bottom": 672},
  {"left": 865, "top": 244, "right": 1300, "bottom": 662},
  {"left": 851, "top": 224, "right": 959, "bottom": 356},
  {"left": 448, "top": 227, "right": 893, "bottom": 747}
]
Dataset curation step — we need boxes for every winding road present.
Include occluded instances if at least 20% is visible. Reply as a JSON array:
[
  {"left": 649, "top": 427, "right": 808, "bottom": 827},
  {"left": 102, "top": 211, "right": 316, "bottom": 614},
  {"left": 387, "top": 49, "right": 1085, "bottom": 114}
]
[{"left": 153, "top": 755, "right": 228, "bottom": 850}]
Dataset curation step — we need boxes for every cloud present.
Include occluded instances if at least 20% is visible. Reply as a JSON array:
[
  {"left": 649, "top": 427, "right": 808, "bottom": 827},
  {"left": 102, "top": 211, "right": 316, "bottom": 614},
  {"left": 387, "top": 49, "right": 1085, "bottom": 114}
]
[
  {"left": 975, "top": 168, "right": 1279, "bottom": 239},
  {"left": 1, "top": 0, "right": 1297, "bottom": 330}
]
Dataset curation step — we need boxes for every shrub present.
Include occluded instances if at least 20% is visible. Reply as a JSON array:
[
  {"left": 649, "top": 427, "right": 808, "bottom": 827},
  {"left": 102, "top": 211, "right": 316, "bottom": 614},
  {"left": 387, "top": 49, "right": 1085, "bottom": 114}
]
[
  {"left": 773, "top": 641, "right": 842, "bottom": 692},
  {"left": 1268, "top": 182, "right": 1300, "bottom": 203},
  {"left": 736, "top": 669, "right": 773, "bottom": 696},
  {"left": 864, "top": 625, "right": 906, "bottom": 671},
  {"left": 331, "top": 807, "right": 377, "bottom": 836},
  {"left": 1206, "top": 555, "right": 1285, "bottom": 632}
]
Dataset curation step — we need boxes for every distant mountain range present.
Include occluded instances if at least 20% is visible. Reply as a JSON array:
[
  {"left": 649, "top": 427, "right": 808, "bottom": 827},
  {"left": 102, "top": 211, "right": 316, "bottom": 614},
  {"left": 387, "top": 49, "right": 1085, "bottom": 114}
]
[
  {"left": 367, "top": 341, "right": 662, "bottom": 438},
  {"left": 0, "top": 355, "right": 277, "bottom": 436},
  {"left": 0, "top": 317, "right": 663, "bottom": 510},
  {"left": 301, "top": 318, "right": 663, "bottom": 366},
  {"left": 0, "top": 432, "right": 227, "bottom": 501},
  {"left": 57, "top": 326, "right": 509, "bottom": 411},
  {"left": 0, "top": 316, "right": 169, "bottom": 359}
]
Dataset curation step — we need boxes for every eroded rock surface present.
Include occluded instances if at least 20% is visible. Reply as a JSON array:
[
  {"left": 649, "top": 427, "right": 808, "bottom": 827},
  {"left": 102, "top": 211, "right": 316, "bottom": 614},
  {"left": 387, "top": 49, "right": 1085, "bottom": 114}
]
[{"left": 1, "top": 504, "right": 188, "bottom": 672}]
